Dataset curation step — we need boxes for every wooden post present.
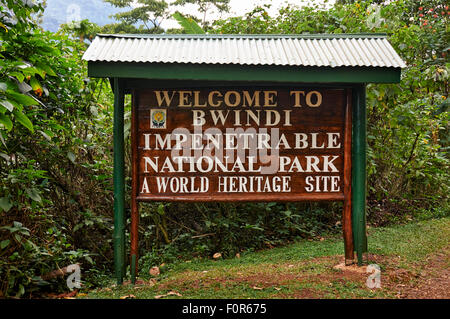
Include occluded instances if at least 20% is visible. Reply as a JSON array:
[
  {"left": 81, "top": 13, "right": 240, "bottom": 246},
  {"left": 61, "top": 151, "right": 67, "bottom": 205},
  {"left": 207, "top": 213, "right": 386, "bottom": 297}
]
[
  {"left": 113, "top": 78, "right": 126, "bottom": 284},
  {"left": 343, "top": 89, "right": 354, "bottom": 264}
]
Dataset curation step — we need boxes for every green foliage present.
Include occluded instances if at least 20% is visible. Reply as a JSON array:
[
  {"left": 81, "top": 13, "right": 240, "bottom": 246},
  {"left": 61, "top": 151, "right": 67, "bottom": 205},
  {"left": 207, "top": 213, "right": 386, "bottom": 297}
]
[
  {"left": 172, "top": 11, "right": 205, "bottom": 34},
  {"left": 59, "top": 19, "right": 102, "bottom": 43},
  {"left": 104, "top": 0, "right": 169, "bottom": 32},
  {"left": 174, "top": 0, "right": 230, "bottom": 12},
  {"left": 101, "top": 21, "right": 154, "bottom": 34},
  {"left": 0, "top": 1, "right": 115, "bottom": 297},
  {"left": 173, "top": 0, "right": 230, "bottom": 27}
]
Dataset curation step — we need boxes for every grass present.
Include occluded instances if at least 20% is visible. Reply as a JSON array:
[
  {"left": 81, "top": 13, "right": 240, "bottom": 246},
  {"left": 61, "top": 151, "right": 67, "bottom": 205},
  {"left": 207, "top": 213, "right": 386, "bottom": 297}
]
[
  {"left": 80, "top": 217, "right": 450, "bottom": 299},
  {"left": 368, "top": 218, "right": 449, "bottom": 262}
]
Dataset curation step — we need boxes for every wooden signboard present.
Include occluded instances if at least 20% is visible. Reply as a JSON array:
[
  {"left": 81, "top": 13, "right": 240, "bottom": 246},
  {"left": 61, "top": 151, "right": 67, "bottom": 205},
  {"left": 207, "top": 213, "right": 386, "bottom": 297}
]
[
  {"left": 132, "top": 87, "right": 351, "bottom": 202},
  {"left": 129, "top": 87, "right": 354, "bottom": 275},
  {"left": 84, "top": 33, "right": 406, "bottom": 284}
]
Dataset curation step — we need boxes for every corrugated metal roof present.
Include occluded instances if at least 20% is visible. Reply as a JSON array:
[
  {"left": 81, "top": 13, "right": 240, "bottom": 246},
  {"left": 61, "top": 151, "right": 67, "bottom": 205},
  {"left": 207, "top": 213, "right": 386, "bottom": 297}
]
[{"left": 82, "top": 34, "right": 406, "bottom": 68}]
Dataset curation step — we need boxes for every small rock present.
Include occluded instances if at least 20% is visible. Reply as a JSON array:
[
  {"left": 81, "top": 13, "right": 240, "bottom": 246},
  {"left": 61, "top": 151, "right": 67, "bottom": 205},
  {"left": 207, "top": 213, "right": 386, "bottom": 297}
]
[
  {"left": 155, "top": 291, "right": 182, "bottom": 299},
  {"left": 149, "top": 266, "right": 160, "bottom": 277}
]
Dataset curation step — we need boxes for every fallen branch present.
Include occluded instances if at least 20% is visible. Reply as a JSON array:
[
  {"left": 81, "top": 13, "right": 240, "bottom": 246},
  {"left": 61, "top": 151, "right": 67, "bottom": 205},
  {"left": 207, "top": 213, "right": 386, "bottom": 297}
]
[{"left": 191, "top": 233, "right": 215, "bottom": 239}]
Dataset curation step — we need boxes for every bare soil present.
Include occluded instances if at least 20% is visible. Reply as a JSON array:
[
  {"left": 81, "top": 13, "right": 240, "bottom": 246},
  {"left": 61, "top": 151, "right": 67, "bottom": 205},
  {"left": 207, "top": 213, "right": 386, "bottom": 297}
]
[{"left": 389, "top": 249, "right": 450, "bottom": 299}]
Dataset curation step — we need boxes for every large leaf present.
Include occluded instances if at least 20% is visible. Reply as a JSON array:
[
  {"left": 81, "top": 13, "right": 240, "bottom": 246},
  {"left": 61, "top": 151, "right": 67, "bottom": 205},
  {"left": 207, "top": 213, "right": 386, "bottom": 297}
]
[
  {"left": 0, "top": 22, "right": 8, "bottom": 32},
  {"left": 67, "top": 151, "right": 76, "bottom": 163},
  {"left": 17, "top": 81, "right": 32, "bottom": 93},
  {"left": 30, "top": 77, "right": 42, "bottom": 92},
  {"left": 173, "top": 12, "right": 205, "bottom": 34},
  {"left": 22, "top": 66, "right": 45, "bottom": 79},
  {"left": 0, "top": 131, "right": 6, "bottom": 148},
  {"left": 38, "top": 130, "right": 51, "bottom": 141},
  {"left": 25, "top": 188, "right": 41, "bottom": 202},
  {"left": 0, "top": 99, "right": 14, "bottom": 112},
  {"left": 13, "top": 109, "right": 34, "bottom": 133},
  {"left": 35, "top": 63, "right": 57, "bottom": 77},
  {"left": 0, "top": 239, "right": 10, "bottom": 249},
  {"left": 9, "top": 72, "right": 25, "bottom": 83},
  {"left": 0, "top": 152, "right": 10, "bottom": 161},
  {"left": 0, "top": 114, "right": 13, "bottom": 130},
  {"left": 7, "top": 91, "right": 38, "bottom": 106},
  {"left": 0, "top": 197, "right": 13, "bottom": 212}
]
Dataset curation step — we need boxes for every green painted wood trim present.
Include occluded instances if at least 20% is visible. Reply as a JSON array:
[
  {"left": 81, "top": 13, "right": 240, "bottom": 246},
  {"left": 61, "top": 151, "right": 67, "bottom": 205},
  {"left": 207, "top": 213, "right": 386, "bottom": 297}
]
[
  {"left": 352, "top": 84, "right": 368, "bottom": 266},
  {"left": 88, "top": 62, "right": 401, "bottom": 84},
  {"left": 131, "top": 254, "right": 136, "bottom": 285},
  {"left": 113, "top": 78, "right": 126, "bottom": 284},
  {"left": 122, "top": 79, "right": 358, "bottom": 90}
]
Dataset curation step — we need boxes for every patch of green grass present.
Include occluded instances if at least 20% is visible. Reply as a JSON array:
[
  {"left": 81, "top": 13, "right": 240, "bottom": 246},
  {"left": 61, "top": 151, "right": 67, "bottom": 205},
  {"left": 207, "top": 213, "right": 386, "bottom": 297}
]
[
  {"left": 319, "top": 280, "right": 392, "bottom": 299},
  {"left": 81, "top": 217, "right": 449, "bottom": 299},
  {"left": 368, "top": 217, "right": 450, "bottom": 262}
]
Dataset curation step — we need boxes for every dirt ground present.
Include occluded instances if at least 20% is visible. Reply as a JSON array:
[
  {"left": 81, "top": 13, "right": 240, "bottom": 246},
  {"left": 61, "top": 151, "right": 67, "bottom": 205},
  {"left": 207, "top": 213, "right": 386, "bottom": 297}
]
[
  {"left": 344, "top": 248, "right": 450, "bottom": 299},
  {"left": 391, "top": 249, "right": 449, "bottom": 299}
]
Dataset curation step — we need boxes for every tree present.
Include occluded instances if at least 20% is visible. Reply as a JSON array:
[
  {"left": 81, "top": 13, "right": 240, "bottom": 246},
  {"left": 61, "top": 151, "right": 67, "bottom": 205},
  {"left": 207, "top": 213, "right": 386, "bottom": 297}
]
[
  {"left": 101, "top": 22, "right": 146, "bottom": 34},
  {"left": 173, "top": 0, "right": 230, "bottom": 27},
  {"left": 60, "top": 19, "right": 101, "bottom": 43},
  {"left": 172, "top": 11, "right": 205, "bottom": 34},
  {"left": 104, "top": 0, "right": 169, "bottom": 32}
]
